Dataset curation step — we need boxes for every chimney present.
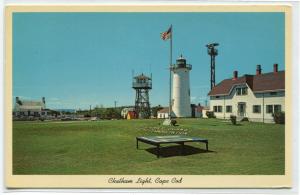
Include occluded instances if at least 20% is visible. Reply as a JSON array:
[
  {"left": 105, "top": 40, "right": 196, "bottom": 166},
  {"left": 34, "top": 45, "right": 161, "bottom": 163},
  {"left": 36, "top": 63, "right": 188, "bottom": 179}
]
[
  {"left": 256, "top": 65, "right": 262, "bottom": 75},
  {"left": 42, "top": 97, "right": 45, "bottom": 104},
  {"left": 233, "top": 71, "right": 238, "bottom": 80},
  {"left": 273, "top": 63, "right": 278, "bottom": 73}
]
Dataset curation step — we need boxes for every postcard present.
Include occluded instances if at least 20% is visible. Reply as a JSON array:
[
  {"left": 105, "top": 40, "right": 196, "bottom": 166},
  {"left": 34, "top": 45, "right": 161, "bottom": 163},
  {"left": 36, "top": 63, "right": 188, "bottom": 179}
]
[{"left": 5, "top": 5, "right": 292, "bottom": 188}]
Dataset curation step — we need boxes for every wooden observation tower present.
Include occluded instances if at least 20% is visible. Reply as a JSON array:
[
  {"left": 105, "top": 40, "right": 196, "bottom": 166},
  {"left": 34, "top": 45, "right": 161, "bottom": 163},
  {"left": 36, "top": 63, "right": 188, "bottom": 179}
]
[{"left": 132, "top": 73, "right": 152, "bottom": 119}]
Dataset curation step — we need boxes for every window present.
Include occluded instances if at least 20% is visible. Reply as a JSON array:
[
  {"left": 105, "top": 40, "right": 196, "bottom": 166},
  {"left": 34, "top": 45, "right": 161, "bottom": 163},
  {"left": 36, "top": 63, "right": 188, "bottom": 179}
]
[
  {"left": 217, "top": 106, "right": 222, "bottom": 113},
  {"left": 213, "top": 106, "right": 218, "bottom": 112},
  {"left": 274, "top": 105, "right": 282, "bottom": 113},
  {"left": 266, "top": 105, "right": 273, "bottom": 113},
  {"left": 226, "top": 106, "right": 232, "bottom": 113},
  {"left": 213, "top": 106, "right": 222, "bottom": 112},
  {"left": 242, "top": 88, "right": 248, "bottom": 95},
  {"left": 253, "top": 105, "right": 261, "bottom": 113},
  {"left": 236, "top": 88, "right": 241, "bottom": 95},
  {"left": 216, "top": 96, "right": 220, "bottom": 98},
  {"left": 270, "top": 92, "right": 277, "bottom": 95},
  {"left": 266, "top": 105, "right": 282, "bottom": 114},
  {"left": 236, "top": 87, "right": 248, "bottom": 96}
]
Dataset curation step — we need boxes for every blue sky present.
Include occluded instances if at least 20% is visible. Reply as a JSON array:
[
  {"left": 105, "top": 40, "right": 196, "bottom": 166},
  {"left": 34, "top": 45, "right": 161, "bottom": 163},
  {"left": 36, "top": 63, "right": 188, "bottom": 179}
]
[{"left": 13, "top": 12, "right": 285, "bottom": 109}]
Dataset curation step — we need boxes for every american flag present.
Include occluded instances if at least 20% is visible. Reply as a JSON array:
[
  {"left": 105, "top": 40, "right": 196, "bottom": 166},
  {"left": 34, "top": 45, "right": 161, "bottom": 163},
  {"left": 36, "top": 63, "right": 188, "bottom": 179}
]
[{"left": 160, "top": 26, "right": 172, "bottom": 40}]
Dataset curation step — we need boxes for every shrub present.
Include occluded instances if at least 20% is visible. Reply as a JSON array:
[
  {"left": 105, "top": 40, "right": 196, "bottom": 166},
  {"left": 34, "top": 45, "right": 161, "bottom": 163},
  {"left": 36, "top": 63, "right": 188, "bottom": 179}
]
[
  {"left": 241, "top": 117, "right": 249, "bottom": 122},
  {"left": 230, "top": 115, "right": 237, "bottom": 125},
  {"left": 84, "top": 114, "right": 91, "bottom": 118},
  {"left": 171, "top": 119, "right": 177, "bottom": 126},
  {"left": 273, "top": 111, "right": 285, "bottom": 124},
  {"left": 206, "top": 111, "right": 216, "bottom": 118}
]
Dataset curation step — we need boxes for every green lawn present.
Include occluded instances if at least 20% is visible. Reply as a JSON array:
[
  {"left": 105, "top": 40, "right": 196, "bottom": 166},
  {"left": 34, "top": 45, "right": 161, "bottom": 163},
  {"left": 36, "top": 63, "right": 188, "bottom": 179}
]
[{"left": 13, "top": 118, "right": 285, "bottom": 175}]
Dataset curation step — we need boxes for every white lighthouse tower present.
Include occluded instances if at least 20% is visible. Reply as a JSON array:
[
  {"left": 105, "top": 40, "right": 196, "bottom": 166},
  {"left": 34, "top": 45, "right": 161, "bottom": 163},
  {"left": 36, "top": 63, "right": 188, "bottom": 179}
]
[{"left": 171, "top": 55, "right": 192, "bottom": 117}]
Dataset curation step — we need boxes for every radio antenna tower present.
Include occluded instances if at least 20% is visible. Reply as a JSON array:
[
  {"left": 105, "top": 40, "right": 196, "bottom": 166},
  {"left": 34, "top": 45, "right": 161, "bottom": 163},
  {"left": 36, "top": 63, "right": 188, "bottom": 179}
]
[{"left": 206, "top": 43, "right": 219, "bottom": 90}]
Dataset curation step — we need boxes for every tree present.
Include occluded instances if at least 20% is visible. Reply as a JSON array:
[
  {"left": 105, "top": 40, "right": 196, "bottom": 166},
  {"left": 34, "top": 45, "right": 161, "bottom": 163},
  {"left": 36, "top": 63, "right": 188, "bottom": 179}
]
[
  {"left": 151, "top": 105, "right": 163, "bottom": 118},
  {"left": 104, "top": 108, "right": 121, "bottom": 119}
]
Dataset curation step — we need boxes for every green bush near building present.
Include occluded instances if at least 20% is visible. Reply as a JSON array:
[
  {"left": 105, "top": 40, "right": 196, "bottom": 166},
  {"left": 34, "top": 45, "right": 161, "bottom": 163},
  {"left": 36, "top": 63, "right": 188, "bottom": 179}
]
[
  {"left": 206, "top": 111, "right": 216, "bottom": 118},
  {"left": 273, "top": 111, "right": 285, "bottom": 124}
]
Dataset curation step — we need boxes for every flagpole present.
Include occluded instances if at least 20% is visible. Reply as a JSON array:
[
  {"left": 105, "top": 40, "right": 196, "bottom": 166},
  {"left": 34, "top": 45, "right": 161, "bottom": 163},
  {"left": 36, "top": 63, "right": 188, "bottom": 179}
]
[{"left": 169, "top": 25, "right": 172, "bottom": 120}]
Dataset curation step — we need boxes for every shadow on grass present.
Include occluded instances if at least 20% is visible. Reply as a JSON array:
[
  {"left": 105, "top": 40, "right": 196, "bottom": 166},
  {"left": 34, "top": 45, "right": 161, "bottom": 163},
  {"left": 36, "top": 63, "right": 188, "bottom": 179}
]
[
  {"left": 144, "top": 145, "right": 214, "bottom": 158},
  {"left": 226, "top": 124, "right": 243, "bottom": 126}
]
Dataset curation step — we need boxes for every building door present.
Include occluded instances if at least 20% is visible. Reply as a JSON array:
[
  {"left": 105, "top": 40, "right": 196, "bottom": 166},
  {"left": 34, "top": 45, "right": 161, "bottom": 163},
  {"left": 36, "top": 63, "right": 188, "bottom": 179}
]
[{"left": 237, "top": 102, "right": 246, "bottom": 117}]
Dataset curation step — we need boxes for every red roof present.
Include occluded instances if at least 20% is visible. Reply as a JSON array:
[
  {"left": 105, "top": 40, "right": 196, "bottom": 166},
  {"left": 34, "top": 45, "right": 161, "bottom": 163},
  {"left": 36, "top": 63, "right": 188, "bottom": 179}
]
[
  {"left": 208, "top": 71, "right": 285, "bottom": 96},
  {"left": 157, "top": 107, "right": 170, "bottom": 113}
]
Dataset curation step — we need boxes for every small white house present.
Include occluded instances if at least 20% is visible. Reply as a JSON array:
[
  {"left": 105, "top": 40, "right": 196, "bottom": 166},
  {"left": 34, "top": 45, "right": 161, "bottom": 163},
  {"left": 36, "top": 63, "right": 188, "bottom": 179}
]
[
  {"left": 13, "top": 97, "right": 47, "bottom": 117},
  {"left": 157, "top": 107, "right": 170, "bottom": 119},
  {"left": 157, "top": 105, "right": 203, "bottom": 119},
  {"left": 208, "top": 64, "right": 284, "bottom": 123}
]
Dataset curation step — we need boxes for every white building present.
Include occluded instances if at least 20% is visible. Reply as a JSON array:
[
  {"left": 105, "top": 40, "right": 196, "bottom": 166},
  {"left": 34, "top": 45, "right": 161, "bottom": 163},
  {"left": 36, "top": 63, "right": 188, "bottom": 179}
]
[
  {"left": 13, "top": 97, "right": 48, "bottom": 117},
  {"left": 157, "top": 107, "right": 170, "bottom": 119},
  {"left": 208, "top": 64, "right": 284, "bottom": 123},
  {"left": 157, "top": 105, "right": 203, "bottom": 119},
  {"left": 171, "top": 55, "right": 192, "bottom": 117}
]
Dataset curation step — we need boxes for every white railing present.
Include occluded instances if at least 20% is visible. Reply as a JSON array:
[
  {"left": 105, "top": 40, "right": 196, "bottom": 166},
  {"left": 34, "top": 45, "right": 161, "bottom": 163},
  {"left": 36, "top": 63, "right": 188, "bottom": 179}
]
[{"left": 132, "top": 82, "right": 152, "bottom": 89}]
